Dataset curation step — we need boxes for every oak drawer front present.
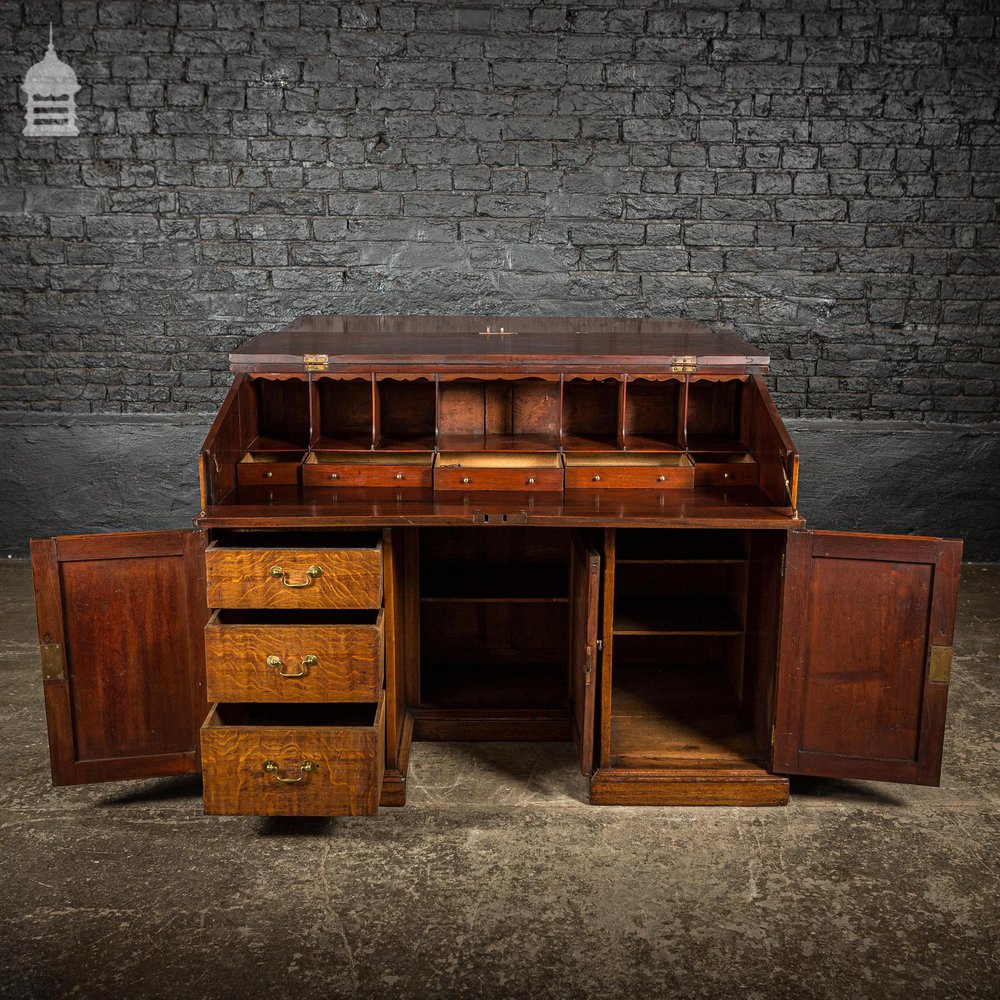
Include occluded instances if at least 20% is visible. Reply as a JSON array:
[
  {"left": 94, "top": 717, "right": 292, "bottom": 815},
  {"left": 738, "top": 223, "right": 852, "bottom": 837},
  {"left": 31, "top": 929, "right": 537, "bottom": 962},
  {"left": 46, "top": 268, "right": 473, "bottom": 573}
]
[
  {"left": 205, "top": 541, "right": 383, "bottom": 609},
  {"left": 693, "top": 461, "right": 759, "bottom": 487},
  {"left": 565, "top": 464, "right": 694, "bottom": 490},
  {"left": 302, "top": 463, "right": 433, "bottom": 489},
  {"left": 435, "top": 466, "right": 563, "bottom": 491},
  {"left": 204, "top": 610, "right": 384, "bottom": 703},
  {"left": 201, "top": 697, "right": 385, "bottom": 817},
  {"left": 235, "top": 462, "right": 300, "bottom": 487}
]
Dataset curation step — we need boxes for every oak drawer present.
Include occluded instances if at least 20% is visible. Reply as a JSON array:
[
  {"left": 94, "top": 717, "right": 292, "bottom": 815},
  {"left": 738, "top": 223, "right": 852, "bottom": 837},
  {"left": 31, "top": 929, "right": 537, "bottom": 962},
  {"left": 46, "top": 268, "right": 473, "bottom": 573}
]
[
  {"left": 692, "top": 453, "right": 759, "bottom": 487},
  {"left": 235, "top": 452, "right": 302, "bottom": 487},
  {"left": 204, "top": 609, "right": 384, "bottom": 703},
  {"left": 434, "top": 452, "right": 563, "bottom": 492},
  {"left": 204, "top": 532, "right": 382, "bottom": 610},
  {"left": 201, "top": 697, "right": 385, "bottom": 817},
  {"left": 302, "top": 451, "right": 433, "bottom": 489},
  {"left": 564, "top": 452, "right": 694, "bottom": 490}
]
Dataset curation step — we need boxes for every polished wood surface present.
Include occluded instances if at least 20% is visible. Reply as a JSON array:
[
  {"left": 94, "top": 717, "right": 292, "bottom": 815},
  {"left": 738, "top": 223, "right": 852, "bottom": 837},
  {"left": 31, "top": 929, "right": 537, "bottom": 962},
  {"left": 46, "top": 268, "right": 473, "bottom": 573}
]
[
  {"left": 230, "top": 315, "right": 769, "bottom": 373},
  {"left": 773, "top": 530, "right": 962, "bottom": 785},
  {"left": 204, "top": 610, "right": 383, "bottom": 703},
  {"left": 204, "top": 539, "right": 383, "bottom": 609},
  {"left": 201, "top": 697, "right": 385, "bottom": 817},
  {"left": 568, "top": 534, "right": 601, "bottom": 776},
  {"left": 31, "top": 530, "right": 208, "bottom": 785}
]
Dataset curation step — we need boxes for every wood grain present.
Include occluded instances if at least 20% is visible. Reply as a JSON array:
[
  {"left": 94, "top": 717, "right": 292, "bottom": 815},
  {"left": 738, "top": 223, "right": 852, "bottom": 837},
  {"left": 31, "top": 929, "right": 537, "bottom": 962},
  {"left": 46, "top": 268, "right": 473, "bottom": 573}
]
[
  {"left": 590, "top": 766, "right": 789, "bottom": 806},
  {"left": 204, "top": 611, "right": 383, "bottom": 703},
  {"left": 201, "top": 697, "right": 385, "bottom": 817},
  {"left": 204, "top": 542, "right": 382, "bottom": 609}
]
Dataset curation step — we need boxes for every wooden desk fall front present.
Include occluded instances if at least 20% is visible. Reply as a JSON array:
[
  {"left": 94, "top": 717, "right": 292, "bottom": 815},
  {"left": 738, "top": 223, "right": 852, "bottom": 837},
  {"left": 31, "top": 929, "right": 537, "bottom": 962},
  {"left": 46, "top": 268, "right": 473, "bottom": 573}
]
[{"left": 30, "top": 316, "right": 963, "bottom": 814}]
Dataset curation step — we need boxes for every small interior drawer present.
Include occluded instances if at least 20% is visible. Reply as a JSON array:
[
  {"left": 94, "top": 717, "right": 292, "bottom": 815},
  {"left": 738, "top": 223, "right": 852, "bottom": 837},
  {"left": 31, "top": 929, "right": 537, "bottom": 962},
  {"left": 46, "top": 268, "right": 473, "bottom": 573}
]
[
  {"left": 564, "top": 452, "right": 694, "bottom": 490},
  {"left": 302, "top": 451, "right": 434, "bottom": 489},
  {"left": 205, "top": 532, "right": 383, "bottom": 610},
  {"left": 692, "top": 453, "right": 759, "bottom": 487},
  {"left": 434, "top": 452, "right": 564, "bottom": 492},
  {"left": 201, "top": 697, "right": 385, "bottom": 817},
  {"left": 205, "top": 609, "right": 384, "bottom": 703},
  {"left": 235, "top": 452, "right": 303, "bottom": 487}
]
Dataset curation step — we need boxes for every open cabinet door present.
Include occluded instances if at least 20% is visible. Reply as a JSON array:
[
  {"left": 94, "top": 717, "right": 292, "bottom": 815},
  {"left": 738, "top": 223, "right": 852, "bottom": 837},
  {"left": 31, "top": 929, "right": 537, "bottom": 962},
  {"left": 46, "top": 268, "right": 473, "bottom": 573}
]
[
  {"left": 569, "top": 534, "right": 601, "bottom": 776},
  {"left": 31, "top": 530, "right": 209, "bottom": 785},
  {"left": 773, "top": 530, "right": 962, "bottom": 786}
]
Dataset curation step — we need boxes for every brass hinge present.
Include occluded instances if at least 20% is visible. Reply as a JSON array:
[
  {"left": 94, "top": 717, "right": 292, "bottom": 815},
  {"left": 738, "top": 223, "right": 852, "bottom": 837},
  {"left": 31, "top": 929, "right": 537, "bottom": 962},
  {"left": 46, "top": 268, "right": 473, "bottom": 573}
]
[
  {"left": 928, "top": 646, "right": 953, "bottom": 684},
  {"left": 478, "top": 325, "right": 517, "bottom": 336},
  {"left": 40, "top": 642, "right": 64, "bottom": 681},
  {"left": 584, "top": 645, "right": 592, "bottom": 683},
  {"left": 780, "top": 552, "right": 785, "bottom": 578},
  {"left": 670, "top": 355, "right": 698, "bottom": 373},
  {"left": 771, "top": 724, "right": 776, "bottom": 748},
  {"left": 303, "top": 353, "right": 329, "bottom": 371},
  {"left": 472, "top": 510, "right": 529, "bottom": 525}
]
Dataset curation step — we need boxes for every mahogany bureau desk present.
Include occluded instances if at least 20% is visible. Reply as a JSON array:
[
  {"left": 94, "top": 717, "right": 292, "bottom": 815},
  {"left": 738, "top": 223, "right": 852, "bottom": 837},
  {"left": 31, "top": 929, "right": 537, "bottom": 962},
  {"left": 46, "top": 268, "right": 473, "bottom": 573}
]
[{"left": 30, "top": 315, "right": 963, "bottom": 814}]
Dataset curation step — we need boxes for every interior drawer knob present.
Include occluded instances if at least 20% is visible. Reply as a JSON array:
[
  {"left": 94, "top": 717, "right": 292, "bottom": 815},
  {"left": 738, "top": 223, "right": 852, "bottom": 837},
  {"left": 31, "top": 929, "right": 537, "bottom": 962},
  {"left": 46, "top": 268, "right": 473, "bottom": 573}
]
[
  {"left": 527, "top": 477, "right": 536, "bottom": 485},
  {"left": 592, "top": 475, "right": 601, "bottom": 482},
  {"left": 329, "top": 473, "right": 339, "bottom": 480},
  {"left": 264, "top": 471, "right": 272, "bottom": 478},
  {"left": 263, "top": 760, "right": 317, "bottom": 784},
  {"left": 723, "top": 472, "right": 732, "bottom": 479},
  {"left": 266, "top": 653, "right": 318, "bottom": 678},
  {"left": 461, "top": 476, "right": 471, "bottom": 484},
  {"left": 657, "top": 475, "right": 666, "bottom": 482},
  {"left": 269, "top": 565, "right": 323, "bottom": 588}
]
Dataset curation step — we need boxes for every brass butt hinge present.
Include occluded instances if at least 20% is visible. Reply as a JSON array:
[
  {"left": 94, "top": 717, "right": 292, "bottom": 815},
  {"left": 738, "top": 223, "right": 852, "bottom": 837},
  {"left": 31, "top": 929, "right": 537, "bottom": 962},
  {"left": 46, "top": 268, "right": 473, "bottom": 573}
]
[
  {"left": 771, "top": 724, "right": 776, "bottom": 748},
  {"left": 584, "top": 645, "right": 592, "bottom": 683},
  {"left": 303, "top": 353, "right": 329, "bottom": 371},
  {"left": 928, "top": 646, "right": 953, "bottom": 684},
  {"left": 670, "top": 355, "right": 698, "bottom": 373},
  {"left": 780, "top": 553, "right": 785, "bottom": 578},
  {"left": 40, "top": 642, "right": 64, "bottom": 681}
]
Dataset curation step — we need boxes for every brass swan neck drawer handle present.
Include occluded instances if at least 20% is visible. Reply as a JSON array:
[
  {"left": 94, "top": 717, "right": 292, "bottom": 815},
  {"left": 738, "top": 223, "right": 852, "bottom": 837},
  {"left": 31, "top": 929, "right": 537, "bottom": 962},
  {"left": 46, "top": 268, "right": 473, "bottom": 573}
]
[
  {"left": 269, "top": 565, "right": 323, "bottom": 588},
  {"left": 263, "top": 760, "right": 317, "bottom": 784},
  {"left": 266, "top": 654, "right": 318, "bottom": 678}
]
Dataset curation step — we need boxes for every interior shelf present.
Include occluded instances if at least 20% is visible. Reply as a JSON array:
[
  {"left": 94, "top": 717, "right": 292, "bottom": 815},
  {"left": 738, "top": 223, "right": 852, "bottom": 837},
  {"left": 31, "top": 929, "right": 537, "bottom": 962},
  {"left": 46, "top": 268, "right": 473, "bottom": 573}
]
[
  {"left": 419, "top": 662, "right": 567, "bottom": 710},
  {"left": 615, "top": 530, "right": 747, "bottom": 563},
  {"left": 312, "top": 434, "right": 375, "bottom": 452},
  {"left": 610, "top": 662, "right": 761, "bottom": 767},
  {"left": 436, "top": 433, "right": 561, "bottom": 453},
  {"left": 613, "top": 597, "right": 743, "bottom": 635},
  {"left": 421, "top": 562, "right": 568, "bottom": 602}
]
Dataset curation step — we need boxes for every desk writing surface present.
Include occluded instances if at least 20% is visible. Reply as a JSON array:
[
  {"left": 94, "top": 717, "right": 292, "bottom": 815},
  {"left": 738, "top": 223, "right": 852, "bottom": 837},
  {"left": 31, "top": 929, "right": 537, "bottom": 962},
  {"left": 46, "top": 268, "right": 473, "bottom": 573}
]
[{"left": 230, "top": 315, "right": 769, "bottom": 373}]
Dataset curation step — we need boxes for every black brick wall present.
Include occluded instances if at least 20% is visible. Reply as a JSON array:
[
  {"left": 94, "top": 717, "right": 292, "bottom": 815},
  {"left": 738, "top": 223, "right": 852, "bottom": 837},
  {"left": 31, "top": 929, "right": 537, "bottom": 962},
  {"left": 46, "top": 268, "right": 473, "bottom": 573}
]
[{"left": 1, "top": 0, "right": 998, "bottom": 421}]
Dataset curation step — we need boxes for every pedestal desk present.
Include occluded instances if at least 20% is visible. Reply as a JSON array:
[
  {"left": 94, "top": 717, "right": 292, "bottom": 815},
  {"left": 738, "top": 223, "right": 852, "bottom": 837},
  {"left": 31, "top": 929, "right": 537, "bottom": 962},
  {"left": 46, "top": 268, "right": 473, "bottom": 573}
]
[{"left": 31, "top": 315, "right": 963, "bottom": 813}]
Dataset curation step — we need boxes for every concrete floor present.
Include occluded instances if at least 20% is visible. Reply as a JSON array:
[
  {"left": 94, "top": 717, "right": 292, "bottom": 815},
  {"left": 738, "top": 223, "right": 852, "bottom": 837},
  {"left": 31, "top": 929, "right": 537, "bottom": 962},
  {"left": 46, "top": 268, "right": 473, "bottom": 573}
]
[{"left": 0, "top": 559, "right": 997, "bottom": 1000}]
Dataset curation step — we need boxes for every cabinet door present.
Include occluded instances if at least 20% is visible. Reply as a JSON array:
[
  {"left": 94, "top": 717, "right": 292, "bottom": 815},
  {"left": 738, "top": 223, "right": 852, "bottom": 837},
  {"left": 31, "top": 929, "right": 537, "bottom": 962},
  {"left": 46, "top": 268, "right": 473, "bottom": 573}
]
[
  {"left": 773, "top": 530, "right": 962, "bottom": 786},
  {"left": 31, "top": 530, "right": 209, "bottom": 785},
  {"left": 568, "top": 534, "right": 601, "bottom": 775}
]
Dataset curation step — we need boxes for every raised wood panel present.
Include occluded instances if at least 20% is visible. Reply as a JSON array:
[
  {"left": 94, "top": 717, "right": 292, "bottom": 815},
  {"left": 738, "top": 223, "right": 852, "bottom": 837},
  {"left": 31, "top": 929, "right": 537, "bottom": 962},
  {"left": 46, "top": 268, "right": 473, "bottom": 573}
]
[
  {"left": 204, "top": 542, "right": 382, "bottom": 609},
  {"left": 201, "top": 697, "right": 385, "bottom": 817},
  {"left": 31, "top": 530, "right": 208, "bottom": 786},
  {"left": 774, "top": 530, "right": 962, "bottom": 785},
  {"left": 204, "top": 612, "right": 383, "bottom": 703}
]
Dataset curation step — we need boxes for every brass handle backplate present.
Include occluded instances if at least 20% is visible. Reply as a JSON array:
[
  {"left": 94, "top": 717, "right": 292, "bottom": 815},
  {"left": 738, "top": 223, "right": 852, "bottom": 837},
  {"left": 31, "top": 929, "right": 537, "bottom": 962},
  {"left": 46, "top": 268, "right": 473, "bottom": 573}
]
[
  {"left": 263, "top": 760, "right": 317, "bottom": 784},
  {"left": 266, "top": 654, "right": 318, "bottom": 678},
  {"left": 269, "top": 565, "right": 323, "bottom": 588}
]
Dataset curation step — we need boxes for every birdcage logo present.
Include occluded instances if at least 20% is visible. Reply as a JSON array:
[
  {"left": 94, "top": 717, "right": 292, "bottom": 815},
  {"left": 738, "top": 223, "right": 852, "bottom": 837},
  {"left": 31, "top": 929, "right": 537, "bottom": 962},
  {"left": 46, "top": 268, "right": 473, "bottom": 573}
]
[{"left": 22, "top": 25, "right": 80, "bottom": 137}]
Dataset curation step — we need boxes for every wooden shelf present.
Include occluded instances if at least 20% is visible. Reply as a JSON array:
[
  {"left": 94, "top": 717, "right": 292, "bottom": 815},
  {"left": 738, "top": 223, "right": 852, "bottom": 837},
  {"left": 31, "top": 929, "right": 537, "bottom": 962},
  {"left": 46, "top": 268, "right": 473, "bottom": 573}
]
[
  {"left": 419, "top": 661, "right": 568, "bottom": 711},
  {"left": 421, "top": 562, "right": 568, "bottom": 602},
  {"left": 686, "top": 434, "right": 748, "bottom": 453},
  {"left": 610, "top": 662, "right": 761, "bottom": 768},
  {"left": 312, "top": 434, "right": 374, "bottom": 452},
  {"left": 437, "top": 433, "right": 561, "bottom": 453},
  {"left": 561, "top": 433, "right": 620, "bottom": 452},
  {"left": 621, "top": 434, "right": 684, "bottom": 452},
  {"left": 375, "top": 434, "right": 437, "bottom": 452},
  {"left": 615, "top": 531, "right": 747, "bottom": 563},
  {"left": 613, "top": 597, "right": 743, "bottom": 635}
]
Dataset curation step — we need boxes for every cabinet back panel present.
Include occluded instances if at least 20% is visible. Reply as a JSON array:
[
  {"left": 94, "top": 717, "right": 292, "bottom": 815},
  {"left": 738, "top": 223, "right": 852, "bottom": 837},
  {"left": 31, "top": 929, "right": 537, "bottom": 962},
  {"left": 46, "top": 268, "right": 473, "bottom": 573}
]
[
  {"left": 252, "top": 377, "right": 311, "bottom": 445},
  {"left": 317, "top": 379, "right": 373, "bottom": 440}
]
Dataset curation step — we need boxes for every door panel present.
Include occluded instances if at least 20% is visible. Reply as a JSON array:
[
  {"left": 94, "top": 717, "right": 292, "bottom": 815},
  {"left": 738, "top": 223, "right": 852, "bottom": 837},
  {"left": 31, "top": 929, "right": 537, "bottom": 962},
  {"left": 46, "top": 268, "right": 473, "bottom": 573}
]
[
  {"left": 31, "top": 530, "right": 208, "bottom": 785},
  {"left": 569, "top": 533, "right": 601, "bottom": 775},
  {"left": 773, "top": 530, "right": 962, "bottom": 786}
]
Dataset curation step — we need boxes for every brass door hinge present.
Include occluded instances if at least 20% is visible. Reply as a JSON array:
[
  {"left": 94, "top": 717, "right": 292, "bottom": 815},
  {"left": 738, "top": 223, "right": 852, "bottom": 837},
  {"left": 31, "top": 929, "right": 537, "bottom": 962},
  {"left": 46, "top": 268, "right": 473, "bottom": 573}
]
[
  {"left": 928, "top": 646, "right": 953, "bottom": 684},
  {"left": 771, "top": 723, "right": 776, "bottom": 748},
  {"left": 670, "top": 355, "right": 697, "bottom": 373},
  {"left": 303, "top": 353, "right": 329, "bottom": 371},
  {"left": 40, "top": 642, "right": 64, "bottom": 681}
]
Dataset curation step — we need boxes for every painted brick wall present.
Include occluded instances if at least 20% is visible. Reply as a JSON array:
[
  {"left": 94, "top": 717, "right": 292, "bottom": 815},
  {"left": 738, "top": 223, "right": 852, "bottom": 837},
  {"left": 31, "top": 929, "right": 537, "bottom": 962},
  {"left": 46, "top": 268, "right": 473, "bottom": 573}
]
[{"left": 1, "top": 0, "right": 998, "bottom": 420}]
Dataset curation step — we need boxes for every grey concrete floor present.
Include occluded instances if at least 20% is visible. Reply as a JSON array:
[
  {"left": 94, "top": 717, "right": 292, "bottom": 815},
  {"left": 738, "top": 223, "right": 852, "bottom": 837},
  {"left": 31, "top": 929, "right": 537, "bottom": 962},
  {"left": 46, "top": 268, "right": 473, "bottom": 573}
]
[{"left": 0, "top": 559, "right": 997, "bottom": 1000}]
